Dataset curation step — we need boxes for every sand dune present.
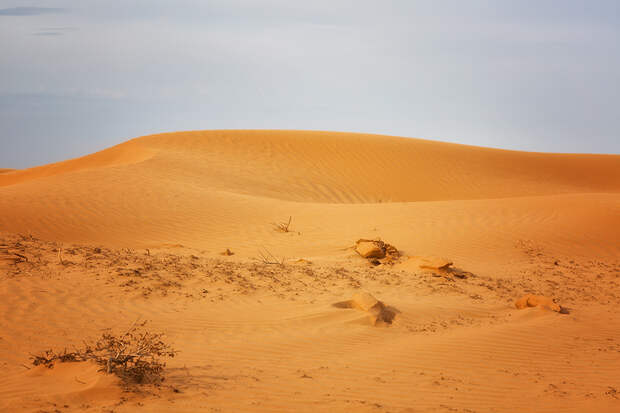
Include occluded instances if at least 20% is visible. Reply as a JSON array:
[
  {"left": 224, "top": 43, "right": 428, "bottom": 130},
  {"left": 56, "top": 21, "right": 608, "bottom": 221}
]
[
  {"left": 2, "top": 130, "right": 619, "bottom": 202},
  {"left": 0, "top": 130, "right": 619, "bottom": 412},
  {"left": 0, "top": 130, "right": 618, "bottom": 259}
]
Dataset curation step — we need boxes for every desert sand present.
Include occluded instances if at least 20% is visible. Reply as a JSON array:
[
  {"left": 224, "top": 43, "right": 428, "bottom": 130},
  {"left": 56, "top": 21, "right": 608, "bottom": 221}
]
[{"left": 0, "top": 130, "right": 619, "bottom": 412}]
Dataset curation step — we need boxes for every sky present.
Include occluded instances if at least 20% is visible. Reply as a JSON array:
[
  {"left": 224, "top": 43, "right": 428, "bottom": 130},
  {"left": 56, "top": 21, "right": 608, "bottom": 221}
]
[{"left": 1, "top": 1, "right": 619, "bottom": 168}]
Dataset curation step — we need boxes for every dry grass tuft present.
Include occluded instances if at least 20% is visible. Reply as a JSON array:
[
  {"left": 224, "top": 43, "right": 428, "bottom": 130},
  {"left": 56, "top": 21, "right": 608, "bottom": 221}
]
[
  {"left": 256, "top": 248, "right": 286, "bottom": 266},
  {"left": 272, "top": 216, "right": 292, "bottom": 233}
]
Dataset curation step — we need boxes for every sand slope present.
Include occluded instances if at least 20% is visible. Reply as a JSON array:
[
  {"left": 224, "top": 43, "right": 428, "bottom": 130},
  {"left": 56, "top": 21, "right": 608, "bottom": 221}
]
[
  {"left": 0, "top": 130, "right": 619, "bottom": 412},
  {"left": 0, "top": 130, "right": 618, "bottom": 260},
  {"left": 2, "top": 130, "right": 619, "bottom": 201}
]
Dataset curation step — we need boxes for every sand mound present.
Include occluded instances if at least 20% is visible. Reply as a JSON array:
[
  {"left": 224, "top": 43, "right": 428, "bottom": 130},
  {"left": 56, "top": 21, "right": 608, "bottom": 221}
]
[
  {"left": 334, "top": 291, "right": 398, "bottom": 325},
  {"left": 0, "top": 361, "right": 119, "bottom": 411},
  {"left": 515, "top": 294, "right": 566, "bottom": 313}
]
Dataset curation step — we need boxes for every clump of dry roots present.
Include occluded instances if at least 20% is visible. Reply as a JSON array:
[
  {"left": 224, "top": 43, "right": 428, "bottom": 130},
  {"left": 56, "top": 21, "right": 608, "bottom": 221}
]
[{"left": 31, "top": 320, "right": 177, "bottom": 385}]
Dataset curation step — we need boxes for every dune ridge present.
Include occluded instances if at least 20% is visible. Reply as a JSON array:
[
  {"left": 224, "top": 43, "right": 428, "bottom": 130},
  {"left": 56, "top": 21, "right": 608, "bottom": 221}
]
[{"left": 2, "top": 130, "right": 619, "bottom": 202}]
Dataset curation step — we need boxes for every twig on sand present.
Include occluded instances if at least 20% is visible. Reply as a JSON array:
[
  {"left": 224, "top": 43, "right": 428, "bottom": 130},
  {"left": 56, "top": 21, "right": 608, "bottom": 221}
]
[
  {"left": 57, "top": 244, "right": 64, "bottom": 265},
  {"left": 271, "top": 216, "right": 292, "bottom": 233},
  {"left": 13, "top": 252, "right": 28, "bottom": 262}
]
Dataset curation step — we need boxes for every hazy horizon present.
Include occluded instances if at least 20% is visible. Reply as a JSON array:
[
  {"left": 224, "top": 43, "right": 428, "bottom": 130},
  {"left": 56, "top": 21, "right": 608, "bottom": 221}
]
[{"left": 1, "top": 0, "right": 619, "bottom": 168}]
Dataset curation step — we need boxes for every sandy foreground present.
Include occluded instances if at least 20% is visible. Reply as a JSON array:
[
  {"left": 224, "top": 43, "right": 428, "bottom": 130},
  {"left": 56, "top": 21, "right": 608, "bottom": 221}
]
[{"left": 0, "top": 130, "right": 619, "bottom": 412}]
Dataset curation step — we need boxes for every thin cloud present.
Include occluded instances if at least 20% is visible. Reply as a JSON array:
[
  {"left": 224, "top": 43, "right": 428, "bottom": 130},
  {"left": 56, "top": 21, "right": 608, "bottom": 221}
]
[
  {"left": 0, "top": 7, "right": 66, "bottom": 16},
  {"left": 33, "top": 31, "right": 64, "bottom": 36},
  {"left": 40, "top": 27, "right": 77, "bottom": 31},
  {"left": 33, "top": 27, "right": 77, "bottom": 36}
]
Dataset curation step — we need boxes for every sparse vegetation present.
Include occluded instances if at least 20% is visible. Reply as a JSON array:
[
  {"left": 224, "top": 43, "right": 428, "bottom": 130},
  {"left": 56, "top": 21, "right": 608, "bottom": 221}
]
[{"left": 31, "top": 320, "right": 177, "bottom": 385}]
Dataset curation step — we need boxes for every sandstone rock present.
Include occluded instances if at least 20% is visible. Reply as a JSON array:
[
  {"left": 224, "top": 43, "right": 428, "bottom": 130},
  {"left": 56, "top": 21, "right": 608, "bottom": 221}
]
[
  {"left": 418, "top": 256, "right": 453, "bottom": 270},
  {"left": 337, "top": 291, "right": 398, "bottom": 325},
  {"left": 355, "top": 240, "right": 385, "bottom": 259},
  {"left": 351, "top": 291, "right": 381, "bottom": 311},
  {"left": 515, "top": 294, "right": 562, "bottom": 312}
]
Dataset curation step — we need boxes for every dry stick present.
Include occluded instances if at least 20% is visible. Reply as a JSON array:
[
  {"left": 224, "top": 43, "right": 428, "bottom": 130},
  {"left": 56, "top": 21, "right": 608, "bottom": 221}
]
[
  {"left": 57, "top": 244, "right": 64, "bottom": 265},
  {"left": 13, "top": 252, "right": 28, "bottom": 262}
]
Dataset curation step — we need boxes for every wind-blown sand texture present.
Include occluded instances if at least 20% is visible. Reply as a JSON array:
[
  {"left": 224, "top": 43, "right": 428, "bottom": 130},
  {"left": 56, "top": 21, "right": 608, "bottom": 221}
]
[{"left": 0, "top": 130, "right": 619, "bottom": 412}]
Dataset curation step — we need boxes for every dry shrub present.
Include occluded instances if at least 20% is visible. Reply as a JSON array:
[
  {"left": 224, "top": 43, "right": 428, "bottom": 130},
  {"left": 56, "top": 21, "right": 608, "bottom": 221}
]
[{"left": 31, "top": 320, "right": 177, "bottom": 385}]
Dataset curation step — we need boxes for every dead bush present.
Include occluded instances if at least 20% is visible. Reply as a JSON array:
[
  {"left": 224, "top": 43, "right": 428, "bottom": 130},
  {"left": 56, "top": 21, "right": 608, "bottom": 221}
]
[{"left": 31, "top": 320, "right": 177, "bottom": 385}]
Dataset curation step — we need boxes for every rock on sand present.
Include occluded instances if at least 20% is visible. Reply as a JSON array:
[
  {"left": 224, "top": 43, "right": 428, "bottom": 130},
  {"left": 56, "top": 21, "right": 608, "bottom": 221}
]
[
  {"left": 355, "top": 240, "right": 386, "bottom": 259},
  {"left": 515, "top": 294, "right": 563, "bottom": 312}
]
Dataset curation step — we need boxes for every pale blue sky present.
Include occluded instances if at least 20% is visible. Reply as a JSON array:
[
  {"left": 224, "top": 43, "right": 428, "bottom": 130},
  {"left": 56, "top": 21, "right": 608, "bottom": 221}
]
[{"left": 1, "top": 1, "right": 619, "bottom": 168}]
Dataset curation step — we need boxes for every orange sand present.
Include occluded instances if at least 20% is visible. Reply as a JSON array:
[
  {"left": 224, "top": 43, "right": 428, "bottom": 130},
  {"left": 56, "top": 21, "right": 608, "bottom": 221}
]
[{"left": 0, "top": 130, "right": 619, "bottom": 412}]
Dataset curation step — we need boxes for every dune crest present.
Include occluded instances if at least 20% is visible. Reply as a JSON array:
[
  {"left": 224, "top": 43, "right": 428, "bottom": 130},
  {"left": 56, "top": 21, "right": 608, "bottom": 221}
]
[
  {"left": 2, "top": 130, "right": 619, "bottom": 202},
  {"left": 0, "top": 138, "right": 155, "bottom": 188}
]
